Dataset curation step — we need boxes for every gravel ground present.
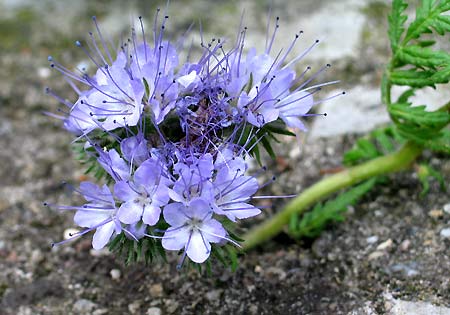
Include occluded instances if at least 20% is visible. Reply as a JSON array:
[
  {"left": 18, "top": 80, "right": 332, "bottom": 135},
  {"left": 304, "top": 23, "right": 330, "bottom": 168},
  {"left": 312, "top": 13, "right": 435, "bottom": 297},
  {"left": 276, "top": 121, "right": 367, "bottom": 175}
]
[{"left": 1, "top": 1, "right": 449, "bottom": 314}]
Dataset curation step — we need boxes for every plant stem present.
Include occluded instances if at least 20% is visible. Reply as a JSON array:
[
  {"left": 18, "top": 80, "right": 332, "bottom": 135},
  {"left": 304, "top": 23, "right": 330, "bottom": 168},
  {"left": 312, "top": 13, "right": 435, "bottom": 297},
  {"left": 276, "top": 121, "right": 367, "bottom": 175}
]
[{"left": 242, "top": 141, "right": 423, "bottom": 251}]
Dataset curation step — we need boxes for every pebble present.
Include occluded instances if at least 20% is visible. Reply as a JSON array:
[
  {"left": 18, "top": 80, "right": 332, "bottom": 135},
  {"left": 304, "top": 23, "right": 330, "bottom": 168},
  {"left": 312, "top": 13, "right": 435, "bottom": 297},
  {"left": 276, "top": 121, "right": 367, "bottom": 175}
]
[
  {"left": 366, "top": 236, "right": 379, "bottom": 244},
  {"left": 63, "top": 228, "right": 79, "bottom": 240},
  {"left": 73, "top": 299, "right": 97, "bottom": 313},
  {"left": 206, "top": 289, "right": 222, "bottom": 301},
  {"left": 128, "top": 301, "right": 141, "bottom": 314},
  {"left": 439, "top": 228, "right": 450, "bottom": 239},
  {"left": 146, "top": 307, "right": 162, "bottom": 315},
  {"left": 390, "top": 263, "right": 420, "bottom": 277},
  {"left": 164, "top": 299, "right": 179, "bottom": 314},
  {"left": 149, "top": 283, "right": 164, "bottom": 297},
  {"left": 444, "top": 203, "right": 450, "bottom": 214},
  {"left": 428, "top": 209, "right": 444, "bottom": 219},
  {"left": 368, "top": 251, "right": 385, "bottom": 261},
  {"left": 93, "top": 309, "right": 109, "bottom": 315},
  {"left": 384, "top": 292, "right": 450, "bottom": 315},
  {"left": 110, "top": 269, "right": 121, "bottom": 280},
  {"left": 90, "top": 248, "right": 110, "bottom": 257},
  {"left": 376, "top": 239, "right": 393, "bottom": 251},
  {"left": 400, "top": 239, "right": 411, "bottom": 251}
]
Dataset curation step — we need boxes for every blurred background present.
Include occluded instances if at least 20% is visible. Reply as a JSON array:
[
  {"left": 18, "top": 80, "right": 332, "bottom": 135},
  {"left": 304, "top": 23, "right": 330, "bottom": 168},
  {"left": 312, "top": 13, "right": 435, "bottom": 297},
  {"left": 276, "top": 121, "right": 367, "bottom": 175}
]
[{"left": 0, "top": 1, "right": 449, "bottom": 314}]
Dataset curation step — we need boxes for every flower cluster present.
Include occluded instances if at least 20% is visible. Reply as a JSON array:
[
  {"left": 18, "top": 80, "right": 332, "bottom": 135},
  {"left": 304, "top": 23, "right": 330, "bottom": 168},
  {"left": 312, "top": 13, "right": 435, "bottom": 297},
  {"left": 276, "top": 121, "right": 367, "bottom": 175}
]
[{"left": 47, "top": 11, "right": 335, "bottom": 266}]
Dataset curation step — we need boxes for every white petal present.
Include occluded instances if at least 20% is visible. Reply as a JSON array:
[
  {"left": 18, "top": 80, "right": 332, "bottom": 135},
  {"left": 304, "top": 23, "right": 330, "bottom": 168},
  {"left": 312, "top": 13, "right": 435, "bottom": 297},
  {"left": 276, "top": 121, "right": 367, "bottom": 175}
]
[
  {"left": 186, "top": 231, "right": 211, "bottom": 263},
  {"left": 142, "top": 204, "right": 161, "bottom": 226},
  {"left": 202, "top": 219, "right": 226, "bottom": 243},
  {"left": 163, "top": 203, "right": 188, "bottom": 226},
  {"left": 117, "top": 201, "right": 142, "bottom": 224},
  {"left": 162, "top": 227, "right": 190, "bottom": 251},
  {"left": 92, "top": 221, "right": 115, "bottom": 250},
  {"left": 74, "top": 209, "right": 110, "bottom": 228}
]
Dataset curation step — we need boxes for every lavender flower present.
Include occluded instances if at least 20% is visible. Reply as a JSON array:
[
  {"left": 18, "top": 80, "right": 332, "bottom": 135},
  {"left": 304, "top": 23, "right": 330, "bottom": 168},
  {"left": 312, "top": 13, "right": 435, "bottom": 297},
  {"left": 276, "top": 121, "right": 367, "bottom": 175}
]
[
  {"left": 161, "top": 198, "right": 227, "bottom": 264},
  {"left": 64, "top": 182, "right": 121, "bottom": 250},
  {"left": 114, "top": 159, "right": 170, "bottom": 225},
  {"left": 47, "top": 9, "right": 338, "bottom": 266}
]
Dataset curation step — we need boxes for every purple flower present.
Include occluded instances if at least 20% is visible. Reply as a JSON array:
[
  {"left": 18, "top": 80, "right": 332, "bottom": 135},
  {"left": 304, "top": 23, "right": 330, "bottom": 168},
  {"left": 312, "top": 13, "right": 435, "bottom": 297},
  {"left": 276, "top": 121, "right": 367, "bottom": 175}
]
[
  {"left": 114, "top": 159, "right": 171, "bottom": 225},
  {"left": 120, "top": 133, "right": 149, "bottom": 167},
  {"left": 161, "top": 198, "right": 227, "bottom": 264},
  {"left": 73, "top": 182, "right": 122, "bottom": 250},
  {"left": 212, "top": 150, "right": 260, "bottom": 221},
  {"left": 97, "top": 148, "right": 130, "bottom": 182}
]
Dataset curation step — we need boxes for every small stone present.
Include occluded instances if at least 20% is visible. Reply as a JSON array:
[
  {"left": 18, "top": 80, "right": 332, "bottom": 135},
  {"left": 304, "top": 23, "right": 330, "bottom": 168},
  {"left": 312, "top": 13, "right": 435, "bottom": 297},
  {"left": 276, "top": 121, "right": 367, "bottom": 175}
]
[
  {"left": 110, "top": 269, "right": 121, "bottom": 280},
  {"left": 376, "top": 239, "right": 393, "bottom": 251},
  {"left": 428, "top": 209, "right": 444, "bottom": 219},
  {"left": 17, "top": 306, "right": 33, "bottom": 315},
  {"left": 366, "top": 235, "right": 379, "bottom": 244},
  {"left": 254, "top": 265, "right": 263, "bottom": 273},
  {"left": 249, "top": 304, "right": 258, "bottom": 315},
  {"left": 400, "top": 239, "right": 411, "bottom": 251},
  {"left": 90, "top": 248, "right": 110, "bottom": 257},
  {"left": 444, "top": 203, "right": 450, "bottom": 214},
  {"left": 149, "top": 283, "right": 164, "bottom": 297},
  {"left": 73, "top": 299, "right": 97, "bottom": 313},
  {"left": 266, "top": 267, "right": 287, "bottom": 281},
  {"left": 440, "top": 228, "right": 450, "bottom": 239},
  {"left": 146, "top": 307, "right": 162, "bottom": 315},
  {"left": 206, "top": 289, "right": 222, "bottom": 301},
  {"left": 64, "top": 228, "right": 79, "bottom": 240},
  {"left": 93, "top": 309, "right": 109, "bottom": 315},
  {"left": 128, "top": 301, "right": 141, "bottom": 314},
  {"left": 37, "top": 67, "right": 51, "bottom": 79},
  {"left": 164, "top": 299, "right": 179, "bottom": 314},
  {"left": 368, "top": 251, "right": 385, "bottom": 261}
]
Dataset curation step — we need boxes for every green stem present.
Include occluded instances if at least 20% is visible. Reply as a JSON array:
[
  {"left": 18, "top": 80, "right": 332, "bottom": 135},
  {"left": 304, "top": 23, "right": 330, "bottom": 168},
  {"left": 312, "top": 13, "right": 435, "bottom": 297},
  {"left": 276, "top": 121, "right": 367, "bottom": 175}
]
[{"left": 242, "top": 141, "right": 423, "bottom": 251}]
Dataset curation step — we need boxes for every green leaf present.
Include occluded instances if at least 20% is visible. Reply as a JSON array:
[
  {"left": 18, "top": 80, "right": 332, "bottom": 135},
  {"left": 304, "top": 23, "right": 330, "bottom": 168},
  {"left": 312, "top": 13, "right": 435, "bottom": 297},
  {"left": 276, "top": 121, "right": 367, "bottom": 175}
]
[
  {"left": 404, "top": 0, "right": 450, "bottom": 43},
  {"left": 417, "top": 163, "right": 447, "bottom": 196},
  {"left": 388, "top": 103, "right": 450, "bottom": 142},
  {"left": 397, "top": 45, "right": 450, "bottom": 68},
  {"left": 424, "top": 128, "right": 450, "bottom": 153},
  {"left": 289, "top": 179, "right": 377, "bottom": 238},
  {"left": 343, "top": 125, "right": 403, "bottom": 166},
  {"left": 389, "top": 69, "right": 450, "bottom": 87},
  {"left": 397, "top": 88, "right": 415, "bottom": 104},
  {"left": 388, "top": 0, "right": 408, "bottom": 52}
]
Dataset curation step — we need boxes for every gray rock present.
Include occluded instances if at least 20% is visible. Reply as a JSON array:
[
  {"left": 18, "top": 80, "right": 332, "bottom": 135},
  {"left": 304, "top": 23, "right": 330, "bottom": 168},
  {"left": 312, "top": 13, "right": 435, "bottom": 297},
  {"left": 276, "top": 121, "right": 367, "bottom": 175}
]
[
  {"left": 384, "top": 293, "right": 450, "bottom": 315},
  {"left": 73, "top": 299, "right": 97, "bottom": 314},
  {"left": 146, "top": 307, "right": 162, "bottom": 315},
  {"left": 310, "top": 86, "right": 390, "bottom": 138}
]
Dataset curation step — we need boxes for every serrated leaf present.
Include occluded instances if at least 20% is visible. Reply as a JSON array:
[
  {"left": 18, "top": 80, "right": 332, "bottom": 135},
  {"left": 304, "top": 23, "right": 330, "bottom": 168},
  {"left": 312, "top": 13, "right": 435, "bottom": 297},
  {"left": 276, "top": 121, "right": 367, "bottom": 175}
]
[
  {"left": 397, "top": 45, "right": 450, "bottom": 68},
  {"left": 390, "top": 69, "right": 450, "bottom": 87},
  {"left": 424, "top": 128, "right": 450, "bottom": 153},
  {"left": 404, "top": 0, "right": 450, "bottom": 43},
  {"left": 388, "top": 0, "right": 409, "bottom": 52},
  {"left": 388, "top": 103, "right": 450, "bottom": 139},
  {"left": 397, "top": 88, "right": 416, "bottom": 104},
  {"left": 343, "top": 126, "right": 403, "bottom": 166}
]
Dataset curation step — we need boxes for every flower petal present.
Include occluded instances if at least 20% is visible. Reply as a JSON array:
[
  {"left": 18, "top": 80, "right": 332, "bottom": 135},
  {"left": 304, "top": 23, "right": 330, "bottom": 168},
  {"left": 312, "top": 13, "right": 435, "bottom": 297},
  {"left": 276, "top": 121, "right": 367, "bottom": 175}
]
[
  {"left": 163, "top": 203, "right": 188, "bottom": 226},
  {"left": 92, "top": 221, "right": 116, "bottom": 250},
  {"left": 162, "top": 227, "right": 190, "bottom": 251},
  {"left": 142, "top": 204, "right": 161, "bottom": 226},
  {"left": 117, "top": 201, "right": 143, "bottom": 224},
  {"left": 186, "top": 231, "right": 211, "bottom": 263}
]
